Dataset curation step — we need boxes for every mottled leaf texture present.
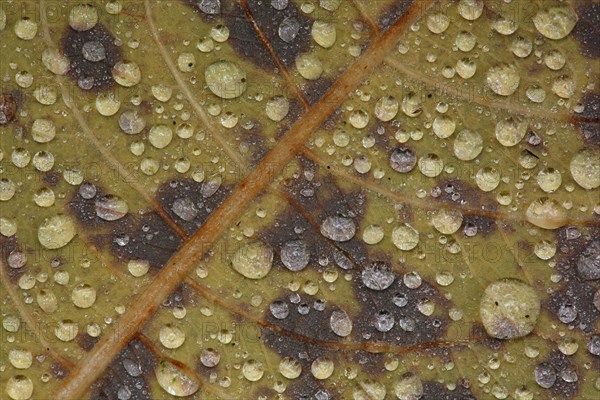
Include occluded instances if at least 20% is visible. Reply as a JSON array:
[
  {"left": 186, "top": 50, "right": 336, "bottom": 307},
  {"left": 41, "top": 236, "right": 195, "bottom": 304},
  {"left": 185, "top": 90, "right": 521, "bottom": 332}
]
[{"left": 1, "top": 0, "right": 599, "bottom": 399}]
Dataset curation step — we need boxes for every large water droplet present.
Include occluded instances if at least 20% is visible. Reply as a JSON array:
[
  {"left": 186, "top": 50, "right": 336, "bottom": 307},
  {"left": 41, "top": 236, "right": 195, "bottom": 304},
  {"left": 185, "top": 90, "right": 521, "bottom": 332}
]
[
  {"left": 330, "top": 309, "right": 353, "bottom": 337},
  {"left": 205, "top": 61, "right": 247, "bottom": 99},
  {"left": 533, "top": 6, "right": 578, "bottom": 40},
  {"left": 38, "top": 215, "right": 76, "bottom": 249},
  {"left": 320, "top": 216, "right": 356, "bottom": 242},
  {"left": 231, "top": 241, "right": 273, "bottom": 279},
  {"left": 480, "top": 278, "right": 540, "bottom": 339},
  {"left": 155, "top": 360, "right": 199, "bottom": 397}
]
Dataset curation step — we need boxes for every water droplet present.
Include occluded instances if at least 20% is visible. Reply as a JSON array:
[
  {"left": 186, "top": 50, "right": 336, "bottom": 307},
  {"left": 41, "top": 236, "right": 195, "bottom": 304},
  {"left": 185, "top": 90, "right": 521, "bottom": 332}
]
[
  {"left": 151, "top": 84, "right": 173, "bottom": 103},
  {"left": 119, "top": 110, "right": 146, "bottom": 134},
  {"left": 533, "top": 6, "right": 578, "bottom": 40},
  {"left": 6, "top": 375, "right": 33, "bottom": 400},
  {"left": 552, "top": 75, "right": 575, "bottom": 99},
  {"left": 455, "top": 57, "right": 477, "bottom": 79},
  {"left": 374, "top": 96, "right": 398, "bottom": 122},
  {"left": 495, "top": 116, "right": 527, "bottom": 147},
  {"left": 149, "top": 125, "right": 173, "bottom": 149},
  {"left": 54, "top": 320, "right": 79, "bottom": 342},
  {"left": 69, "top": 4, "right": 98, "bottom": 31},
  {"left": 8, "top": 349, "right": 32, "bottom": 369},
  {"left": 155, "top": 360, "right": 199, "bottom": 397},
  {"left": 0, "top": 179, "right": 16, "bottom": 201},
  {"left": 418, "top": 153, "right": 443, "bottom": 177},
  {"left": 577, "top": 240, "right": 600, "bottom": 280},
  {"left": 200, "top": 348, "right": 220, "bottom": 367},
  {"left": 392, "top": 224, "right": 419, "bottom": 251},
  {"left": 14, "top": 18, "right": 38, "bottom": 40},
  {"left": 320, "top": 216, "right": 356, "bottom": 242},
  {"left": 526, "top": 197, "right": 567, "bottom": 230},
  {"left": 279, "top": 357, "right": 302, "bottom": 379},
  {"left": 311, "top": 357, "right": 334, "bottom": 380},
  {"left": 544, "top": 49, "right": 566, "bottom": 70},
  {"left": 279, "top": 17, "right": 300, "bottom": 43},
  {"left": 534, "top": 240, "right": 556, "bottom": 260},
  {"left": 270, "top": 300, "right": 289, "bottom": 319},
  {"left": 72, "top": 284, "right": 97, "bottom": 308},
  {"left": 205, "top": 61, "right": 247, "bottom": 99},
  {"left": 82, "top": 40, "right": 106, "bottom": 62},
  {"left": 95, "top": 195, "right": 128, "bottom": 221},
  {"left": 330, "top": 309, "right": 353, "bottom": 337},
  {"left": 362, "top": 224, "right": 384, "bottom": 245},
  {"left": 536, "top": 167, "right": 562, "bottom": 193},
  {"left": 427, "top": 13, "right": 449, "bottom": 34},
  {"left": 480, "top": 278, "right": 540, "bottom": 339},
  {"left": 455, "top": 30, "right": 476, "bottom": 52},
  {"left": 37, "top": 290, "right": 58, "bottom": 313},
  {"left": 243, "top": 359, "right": 265, "bottom": 381},
  {"left": 492, "top": 18, "right": 517, "bottom": 35},
  {"left": 487, "top": 64, "right": 520, "bottom": 96},
  {"left": 231, "top": 241, "right": 273, "bottom": 279},
  {"left": 280, "top": 240, "right": 310, "bottom": 271},
  {"left": 362, "top": 262, "right": 395, "bottom": 290},
  {"left": 266, "top": 96, "right": 290, "bottom": 121},
  {"left": 394, "top": 372, "right": 423, "bottom": 400},
  {"left": 570, "top": 148, "right": 599, "bottom": 190},
  {"left": 312, "top": 20, "right": 336, "bottom": 48},
  {"left": 458, "top": 0, "right": 483, "bottom": 20},
  {"left": 177, "top": 53, "right": 195, "bottom": 72},
  {"left": 112, "top": 62, "right": 141, "bottom": 87},
  {"left": 30, "top": 118, "right": 56, "bottom": 143},
  {"left": 401, "top": 92, "right": 422, "bottom": 117},
  {"left": 390, "top": 147, "right": 417, "bottom": 173},
  {"left": 432, "top": 115, "right": 456, "bottom": 138},
  {"left": 172, "top": 197, "right": 198, "bottom": 221},
  {"left": 38, "top": 215, "right": 76, "bottom": 249},
  {"left": 374, "top": 310, "right": 395, "bottom": 332},
  {"left": 587, "top": 335, "right": 600, "bottom": 356},
  {"left": 534, "top": 363, "right": 556, "bottom": 389},
  {"left": 475, "top": 166, "right": 501, "bottom": 192},
  {"left": 159, "top": 324, "right": 186, "bottom": 349}
]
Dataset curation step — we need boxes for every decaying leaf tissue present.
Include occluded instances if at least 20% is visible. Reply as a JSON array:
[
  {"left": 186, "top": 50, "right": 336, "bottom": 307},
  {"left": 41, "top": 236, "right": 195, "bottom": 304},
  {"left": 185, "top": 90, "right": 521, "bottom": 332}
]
[{"left": 1, "top": 0, "right": 599, "bottom": 399}]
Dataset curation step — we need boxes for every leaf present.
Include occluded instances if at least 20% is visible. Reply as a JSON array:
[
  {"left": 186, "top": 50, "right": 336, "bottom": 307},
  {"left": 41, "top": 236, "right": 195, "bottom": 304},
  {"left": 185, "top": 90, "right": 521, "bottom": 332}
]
[{"left": 1, "top": 0, "right": 599, "bottom": 399}]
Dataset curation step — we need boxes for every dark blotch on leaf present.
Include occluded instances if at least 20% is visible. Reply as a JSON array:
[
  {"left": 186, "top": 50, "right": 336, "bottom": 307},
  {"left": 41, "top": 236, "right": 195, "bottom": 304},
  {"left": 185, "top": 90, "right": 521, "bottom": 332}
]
[
  {"left": 548, "top": 226, "right": 600, "bottom": 334},
  {"left": 0, "top": 93, "right": 18, "bottom": 124},
  {"left": 0, "top": 236, "right": 25, "bottom": 281},
  {"left": 90, "top": 338, "right": 156, "bottom": 400},
  {"left": 573, "top": 93, "right": 600, "bottom": 148},
  {"left": 69, "top": 184, "right": 182, "bottom": 270},
  {"left": 573, "top": 3, "right": 600, "bottom": 58},
  {"left": 353, "top": 274, "right": 450, "bottom": 348},
  {"left": 302, "top": 78, "right": 335, "bottom": 105},
  {"left": 77, "top": 334, "right": 100, "bottom": 352},
  {"left": 422, "top": 381, "right": 476, "bottom": 400},
  {"left": 435, "top": 179, "right": 498, "bottom": 213},
  {"left": 218, "top": 2, "right": 313, "bottom": 70},
  {"left": 62, "top": 23, "right": 122, "bottom": 91},
  {"left": 461, "top": 215, "right": 496, "bottom": 238},
  {"left": 535, "top": 351, "right": 580, "bottom": 398},
  {"left": 50, "top": 361, "right": 69, "bottom": 379},
  {"left": 156, "top": 179, "right": 230, "bottom": 236},
  {"left": 378, "top": 0, "right": 415, "bottom": 31}
]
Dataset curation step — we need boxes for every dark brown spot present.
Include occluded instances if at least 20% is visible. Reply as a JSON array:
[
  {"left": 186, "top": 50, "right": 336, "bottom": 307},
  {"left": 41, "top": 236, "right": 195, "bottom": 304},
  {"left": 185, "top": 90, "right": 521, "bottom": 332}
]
[
  {"left": 50, "top": 361, "right": 69, "bottom": 379},
  {"left": 0, "top": 236, "right": 25, "bottom": 281},
  {"left": 163, "top": 284, "right": 195, "bottom": 308},
  {"left": 69, "top": 184, "right": 182, "bottom": 270},
  {"left": 573, "top": 92, "right": 600, "bottom": 148},
  {"left": 156, "top": 179, "right": 230, "bottom": 236},
  {"left": 90, "top": 338, "right": 157, "bottom": 400},
  {"left": 470, "top": 324, "right": 503, "bottom": 351},
  {"left": 435, "top": 179, "right": 498, "bottom": 213},
  {"left": 0, "top": 93, "right": 18, "bottom": 125},
  {"left": 377, "top": 0, "right": 415, "bottom": 31},
  {"left": 302, "top": 78, "right": 335, "bottom": 105},
  {"left": 548, "top": 226, "right": 600, "bottom": 334},
  {"left": 539, "top": 351, "right": 581, "bottom": 398},
  {"left": 77, "top": 334, "right": 100, "bottom": 351},
  {"left": 218, "top": 2, "right": 313, "bottom": 70},
  {"left": 422, "top": 380, "right": 476, "bottom": 400},
  {"left": 462, "top": 215, "right": 497, "bottom": 238},
  {"left": 43, "top": 171, "right": 61, "bottom": 188},
  {"left": 353, "top": 276, "right": 450, "bottom": 348},
  {"left": 573, "top": 3, "right": 600, "bottom": 58},
  {"left": 62, "top": 24, "right": 122, "bottom": 91}
]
